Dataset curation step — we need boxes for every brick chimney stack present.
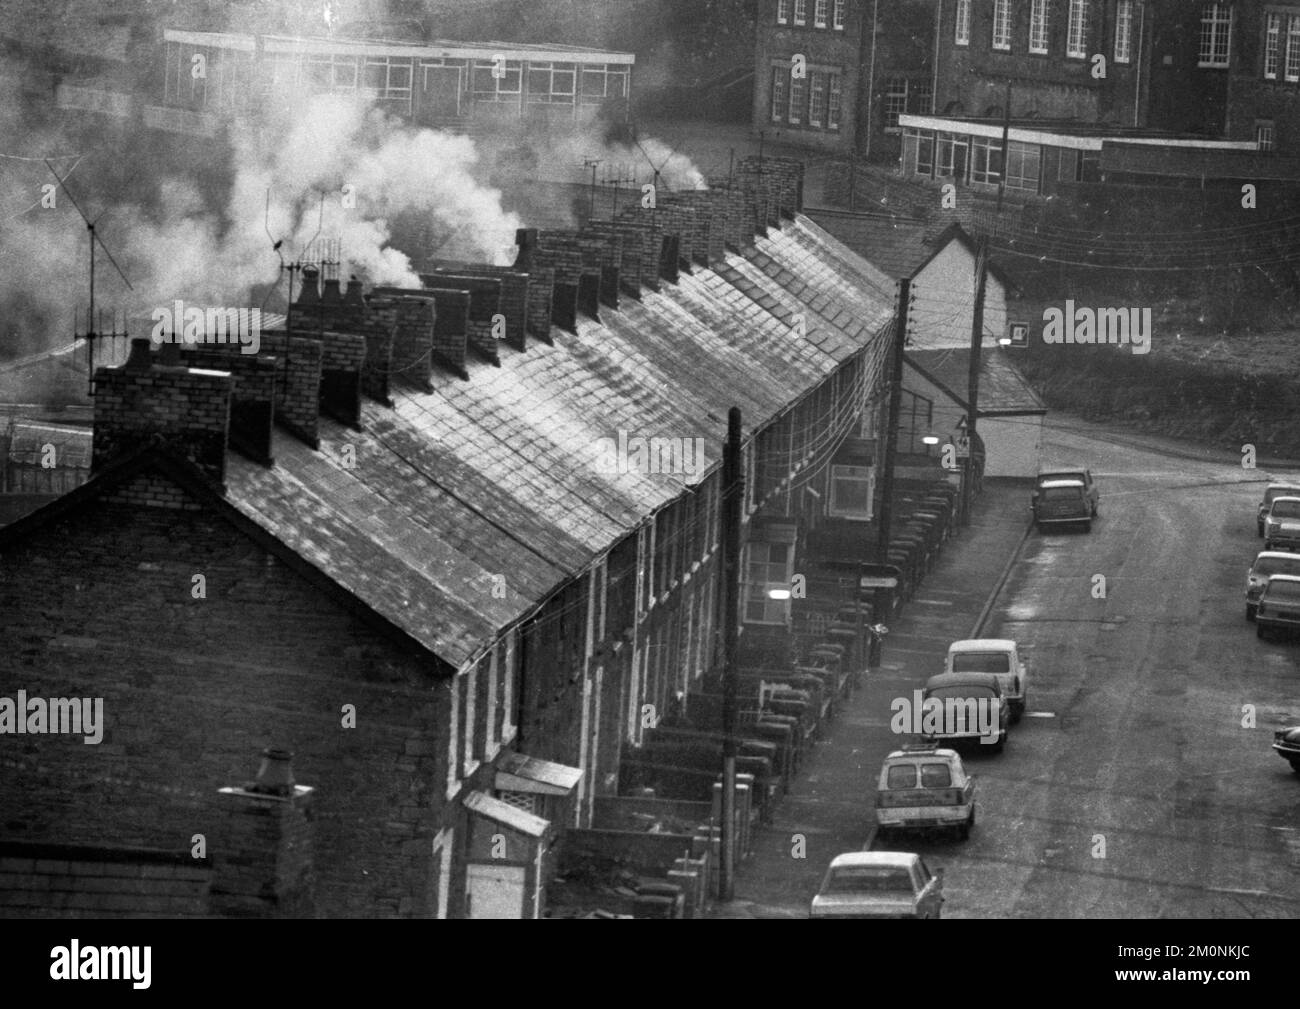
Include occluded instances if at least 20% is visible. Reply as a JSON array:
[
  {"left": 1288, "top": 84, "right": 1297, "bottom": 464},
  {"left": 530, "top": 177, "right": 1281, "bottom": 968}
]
[{"left": 92, "top": 337, "right": 234, "bottom": 485}]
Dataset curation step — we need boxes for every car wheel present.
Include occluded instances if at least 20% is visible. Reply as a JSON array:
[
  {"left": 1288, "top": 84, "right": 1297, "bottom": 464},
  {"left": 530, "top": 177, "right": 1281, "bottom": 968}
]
[
  {"left": 1011, "top": 702, "right": 1024, "bottom": 724},
  {"left": 1258, "top": 523, "right": 1265, "bottom": 538},
  {"left": 1247, "top": 605, "right": 1256, "bottom": 622},
  {"left": 1290, "top": 760, "right": 1300, "bottom": 776},
  {"left": 1082, "top": 519, "right": 1092, "bottom": 533},
  {"left": 1257, "top": 622, "right": 1268, "bottom": 639},
  {"left": 1092, "top": 501, "right": 1098, "bottom": 517}
]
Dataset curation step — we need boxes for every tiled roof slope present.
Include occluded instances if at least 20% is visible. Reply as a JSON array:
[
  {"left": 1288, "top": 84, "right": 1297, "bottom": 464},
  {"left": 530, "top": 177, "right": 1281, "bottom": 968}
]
[
  {"left": 908, "top": 348, "right": 1047, "bottom": 415},
  {"left": 213, "top": 216, "right": 897, "bottom": 669}
]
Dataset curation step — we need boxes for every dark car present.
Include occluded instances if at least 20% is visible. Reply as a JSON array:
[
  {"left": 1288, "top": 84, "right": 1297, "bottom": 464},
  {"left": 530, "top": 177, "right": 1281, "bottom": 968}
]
[
  {"left": 1273, "top": 726, "right": 1300, "bottom": 775},
  {"left": 1255, "top": 573, "right": 1300, "bottom": 639},
  {"left": 1032, "top": 479, "right": 1092, "bottom": 533}
]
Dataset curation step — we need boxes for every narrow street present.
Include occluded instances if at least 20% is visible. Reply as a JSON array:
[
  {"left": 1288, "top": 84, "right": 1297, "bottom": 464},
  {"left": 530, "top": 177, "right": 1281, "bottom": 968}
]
[{"left": 716, "top": 418, "right": 1300, "bottom": 919}]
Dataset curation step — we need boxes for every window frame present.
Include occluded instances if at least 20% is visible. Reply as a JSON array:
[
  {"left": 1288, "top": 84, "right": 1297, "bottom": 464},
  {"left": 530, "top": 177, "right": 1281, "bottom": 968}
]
[
  {"left": 1114, "top": 0, "right": 1133, "bottom": 63},
  {"left": 1067, "top": 0, "right": 1090, "bottom": 59},
  {"left": 1199, "top": 2, "right": 1233, "bottom": 69},
  {"left": 1029, "top": 0, "right": 1050, "bottom": 54},
  {"left": 1004, "top": 139, "right": 1041, "bottom": 193},
  {"left": 809, "top": 72, "right": 826, "bottom": 127},
  {"left": 833, "top": 0, "right": 846, "bottom": 30},
  {"left": 883, "top": 76, "right": 909, "bottom": 132},
  {"left": 992, "top": 0, "right": 1012, "bottom": 50},
  {"left": 829, "top": 464, "right": 875, "bottom": 520},
  {"left": 789, "top": 73, "right": 806, "bottom": 125},
  {"left": 1286, "top": 13, "right": 1300, "bottom": 82},
  {"left": 1257, "top": 120, "right": 1276, "bottom": 151},
  {"left": 771, "top": 66, "right": 788, "bottom": 122},
  {"left": 814, "top": 0, "right": 828, "bottom": 28},
  {"left": 777, "top": 0, "right": 791, "bottom": 24},
  {"left": 955, "top": 0, "right": 971, "bottom": 45},
  {"left": 1265, "top": 11, "right": 1281, "bottom": 79},
  {"left": 827, "top": 72, "right": 842, "bottom": 129},
  {"left": 794, "top": 0, "right": 807, "bottom": 26},
  {"left": 743, "top": 541, "right": 794, "bottom": 626}
]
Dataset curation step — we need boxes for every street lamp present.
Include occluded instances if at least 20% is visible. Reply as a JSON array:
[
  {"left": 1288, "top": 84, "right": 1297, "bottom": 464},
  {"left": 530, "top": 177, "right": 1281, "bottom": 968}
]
[
  {"left": 768, "top": 588, "right": 792, "bottom": 601},
  {"left": 921, "top": 435, "right": 940, "bottom": 446}
]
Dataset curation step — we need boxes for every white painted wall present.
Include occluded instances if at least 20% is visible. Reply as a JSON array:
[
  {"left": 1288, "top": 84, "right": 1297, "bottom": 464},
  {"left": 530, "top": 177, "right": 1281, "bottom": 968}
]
[{"left": 908, "top": 240, "right": 1008, "bottom": 352}]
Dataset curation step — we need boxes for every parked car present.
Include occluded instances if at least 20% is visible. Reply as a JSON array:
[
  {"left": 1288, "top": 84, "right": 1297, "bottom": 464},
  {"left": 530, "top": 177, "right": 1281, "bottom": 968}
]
[
  {"left": 921, "top": 671, "right": 1008, "bottom": 752},
  {"left": 1263, "top": 496, "right": 1300, "bottom": 552},
  {"left": 809, "top": 851, "right": 945, "bottom": 919},
  {"left": 1272, "top": 725, "right": 1300, "bottom": 775},
  {"left": 1033, "top": 463, "right": 1099, "bottom": 517},
  {"left": 1244, "top": 551, "right": 1300, "bottom": 620},
  {"left": 875, "top": 743, "right": 977, "bottom": 842},
  {"left": 1257, "top": 482, "right": 1300, "bottom": 537},
  {"left": 1032, "top": 479, "right": 1092, "bottom": 532},
  {"left": 943, "top": 638, "right": 1028, "bottom": 722},
  {"left": 1254, "top": 573, "right": 1300, "bottom": 639}
]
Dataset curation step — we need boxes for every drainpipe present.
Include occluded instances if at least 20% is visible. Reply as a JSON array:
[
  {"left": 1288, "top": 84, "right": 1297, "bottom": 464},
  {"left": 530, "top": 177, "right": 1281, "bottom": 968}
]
[
  {"left": 933, "top": 0, "right": 942, "bottom": 116},
  {"left": 1133, "top": 0, "right": 1146, "bottom": 127},
  {"left": 862, "top": 0, "right": 880, "bottom": 162}
]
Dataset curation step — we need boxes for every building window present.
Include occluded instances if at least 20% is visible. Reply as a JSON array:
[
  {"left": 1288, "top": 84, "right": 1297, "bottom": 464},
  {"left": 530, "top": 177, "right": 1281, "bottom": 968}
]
[
  {"left": 815, "top": 0, "right": 828, "bottom": 28},
  {"left": 914, "top": 129, "right": 935, "bottom": 176},
  {"left": 794, "top": 0, "right": 807, "bottom": 25},
  {"left": 833, "top": 0, "right": 846, "bottom": 30},
  {"left": 1287, "top": 14, "right": 1300, "bottom": 81},
  {"left": 912, "top": 78, "right": 933, "bottom": 115},
  {"left": 1057, "top": 147, "right": 1081, "bottom": 181},
  {"left": 777, "top": 0, "right": 791, "bottom": 23},
  {"left": 1257, "top": 120, "right": 1275, "bottom": 151},
  {"left": 472, "top": 59, "right": 522, "bottom": 99},
  {"left": 1199, "top": 3, "right": 1232, "bottom": 68},
  {"left": 970, "top": 135, "right": 1003, "bottom": 185},
  {"left": 526, "top": 61, "right": 576, "bottom": 102},
  {"left": 1265, "top": 12, "right": 1281, "bottom": 78},
  {"left": 581, "top": 65, "right": 628, "bottom": 99},
  {"left": 789, "top": 74, "right": 805, "bottom": 124},
  {"left": 955, "top": 0, "right": 971, "bottom": 45},
  {"left": 937, "top": 132, "right": 969, "bottom": 180},
  {"left": 744, "top": 541, "right": 793, "bottom": 624},
  {"left": 993, "top": 0, "right": 1012, "bottom": 49},
  {"left": 1114, "top": 0, "right": 1133, "bottom": 62},
  {"left": 362, "top": 57, "right": 413, "bottom": 112},
  {"left": 1005, "top": 140, "right": 1041, "bottom": 192},
  {"left": 829, "top": 465, "right": 874, "bottom": 520},
  {"left": 771, "top": 67, "right": 787, "bottom": 121},
  {"left": 1030, "top": 0, "right": 1050, "bottom": 53},
  {"left": 884, "top": 77, "right": 908, "bottom": 131},
  {"left": 1067, "top": 0, "right": 1090, "bottom": 58},
  {"left": 828, "top": 73, "right": 842, "bottom": 129},
  {"left": 809, "top": 73, "right": 825, "bottom": 126}
]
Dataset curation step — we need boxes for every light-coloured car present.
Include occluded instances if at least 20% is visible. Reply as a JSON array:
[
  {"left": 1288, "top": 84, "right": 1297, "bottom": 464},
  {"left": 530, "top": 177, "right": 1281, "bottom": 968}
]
[
  {"left": 1033, "top": 463, "right": 1099, "bottom": 517},
  {"left": 875, "top": 744, "right": 976, "bottom": 841},
  {"left": 944, "top": 638, "right": 1027, "bottom": 722},
  {"left": 1244, "top": 551, "right": 1300, "bottom": 620},
  {"left": 1257, "top": 483, "right": 1300, "bottom": 537},
  {"left": 809, "top": 851, "right": 945, "bottom": 919},
  {"left": 1032, "top": 478, "right": 1092, "bottom": 532},
  {"left": 1272, "top": 725, "right": 1300, "bottom": 775},
  {"left": 1264, "top": 496, "right": 1300, "bottom": 552},
  {"left": 1255, "top": 573, "right": 1300, "bottom": 640}
]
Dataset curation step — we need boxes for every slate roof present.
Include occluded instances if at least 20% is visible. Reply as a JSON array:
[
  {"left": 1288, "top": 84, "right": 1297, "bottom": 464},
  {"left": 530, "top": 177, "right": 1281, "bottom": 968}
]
[
  {"left": 8, "top": 213, "right": 896, "bottom": 671},
  {"left": 907, "top": 348, "right": 1046, "bottom": 415},
  {"left": 805, "top": 211, "right": 937, "bottom": 282}
]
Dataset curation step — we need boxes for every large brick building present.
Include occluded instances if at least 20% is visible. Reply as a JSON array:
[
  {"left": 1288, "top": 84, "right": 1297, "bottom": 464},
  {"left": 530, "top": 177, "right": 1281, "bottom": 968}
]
[
  {"left": 752, "top": 0, "right": 938, "bottom": 161},
  {"left": 0, "top": 158, "right": 919, "bottom": 918}
]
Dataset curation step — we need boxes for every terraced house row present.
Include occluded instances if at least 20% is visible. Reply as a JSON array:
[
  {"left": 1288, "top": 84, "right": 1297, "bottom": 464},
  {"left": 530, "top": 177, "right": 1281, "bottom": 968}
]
[{"left": 0, "top": 158, "right": 915, "bottom": 918}]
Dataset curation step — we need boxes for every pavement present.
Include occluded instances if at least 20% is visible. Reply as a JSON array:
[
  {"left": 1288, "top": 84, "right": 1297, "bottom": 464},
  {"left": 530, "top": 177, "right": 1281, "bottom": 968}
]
[{"left": 709, "top": 477, "right": 1034, "bottom": 918}]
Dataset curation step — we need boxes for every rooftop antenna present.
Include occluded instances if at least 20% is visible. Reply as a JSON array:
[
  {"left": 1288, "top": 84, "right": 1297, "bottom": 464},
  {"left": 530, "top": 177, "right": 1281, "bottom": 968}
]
[
  {"left": 601, "top": 160, "right": 636, "bottom": 220},
  {"left": 261, "top": 189, "right": 325, "bottom": 393},
  {"left": 45, "top": 160, "right": 133, "bottom": 395}
]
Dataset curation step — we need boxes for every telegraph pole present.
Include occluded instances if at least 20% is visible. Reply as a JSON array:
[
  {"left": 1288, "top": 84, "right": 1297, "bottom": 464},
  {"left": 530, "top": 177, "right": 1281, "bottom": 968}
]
[
  {"left": 719, "top": 406, "right": 743, "bottom": 901},
  {"left": 876, "top": 278, "right": 909, "bottom": 559},
  {"left": 963, "top": 237, "right": 988, "bottom": 525}
]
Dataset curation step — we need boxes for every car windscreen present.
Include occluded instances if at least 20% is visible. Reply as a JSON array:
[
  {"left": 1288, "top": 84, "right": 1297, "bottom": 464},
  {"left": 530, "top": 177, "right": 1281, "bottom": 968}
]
[
  {"left": 1270, "top": 500, "right": 1300, "bottom": 519},
  {"left": 1254, "top": 557, "right": 1300, "bottom": 578},
  {"left": 1041, "top": 486, "right": 1084, "bottom": 501},
  {"left": 951, "top": 652, "right": 1010, "bottom": 673},
  {"left": 919, "top": 763, "right": 953, "bottom": 788},
  {"left": 926, "top": 685, "right": 997, "bottom": 700},
  {"left": 885, "top": 763, "right": 917, "bottom": 789},
  {"left": 823, "top": 867, "right": 915, "bottom": 894},
  {"left": 1264, "top": 579, "right": 1300, "bottom": 600}
]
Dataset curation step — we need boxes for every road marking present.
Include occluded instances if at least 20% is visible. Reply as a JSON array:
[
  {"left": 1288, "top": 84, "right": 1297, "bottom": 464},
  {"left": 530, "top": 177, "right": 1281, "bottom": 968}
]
[
  {"left": 1025, "top": 711, "right": 1056, "bottom": 718},
  {"left": 913, "top": 599, "right": 955, "bottom": 606}
]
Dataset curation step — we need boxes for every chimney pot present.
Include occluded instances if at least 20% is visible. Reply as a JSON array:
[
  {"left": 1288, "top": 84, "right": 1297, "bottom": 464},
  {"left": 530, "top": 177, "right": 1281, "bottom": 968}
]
[
  {"left": 298, "top": 267, "right": 321, "bottom": 306},
  {"left": 322, "top": 277, "right": 342, "bottom": 304},
  {"left": 344, "top": 275, "right": 365, "bottom": 304},
  {"left": 124, "top": 337, "right": 153, "bottom": 372},
  {"left": 251, "top": 747, "right": 296, "bottom": 796}
]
